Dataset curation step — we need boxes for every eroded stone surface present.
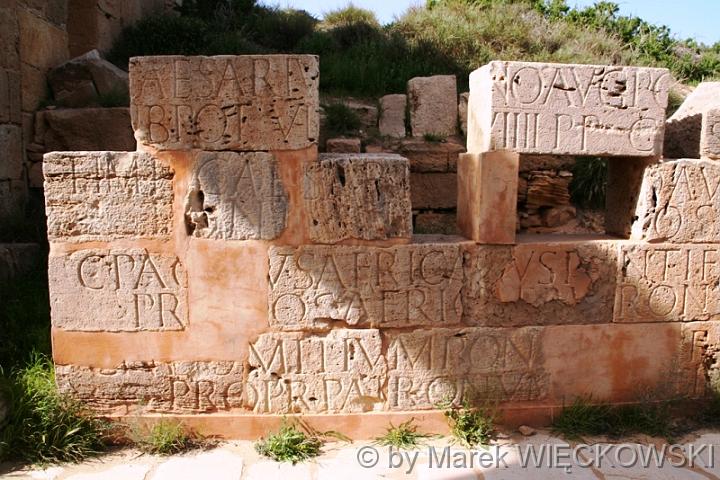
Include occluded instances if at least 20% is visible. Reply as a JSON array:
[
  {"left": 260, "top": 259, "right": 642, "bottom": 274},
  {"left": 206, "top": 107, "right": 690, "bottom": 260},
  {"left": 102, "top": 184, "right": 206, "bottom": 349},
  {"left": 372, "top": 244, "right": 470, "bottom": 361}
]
[
  {"left": 44, "top": 152, "right": 174, "bottom": 241},
  {"left": 247, "top": 330, "right": 386, "bottom": 413},
  {"left": 129, "top": 55, "right": 319, "bottom": 151},
  {"left": 303, "top": 154, "right": 412, "bottom": 243},
  {"left": 665, "top": 82, "right": 720, "bottom": 159},
  {"left": 408, "top": 75, "right": 458, "bottom": 137},
  {"left": 378, "top": 94, "right": 406, "bottom": 138},
  {"left": 632, "top": 159, "right": 720, "bottom": 243},
  {"left": 49, "top": 249, "right": 187, "bottom": 331},
  {"left": 615, "top": 244, "right": 720, "bottom": 322},
  {"left": 268, "top": 241, "right": 465, "bottom": 330},
  {"left": 55, "top": 361, "right": 244, "bottom": 413},
  {"left": 467, "top": 61, "right": 670, "bottom": 156},
  {"left": 701, "top": 108, "right": 720, "bottom": 160},
  {"left": 386, "top": 327, "right": 547, "bottom": 409},
  {"left": 464, "top": 242, "right": 617, "bottom": 326},
  {"left": 185, "top": 151, "right": 287, "bottom": 240}
]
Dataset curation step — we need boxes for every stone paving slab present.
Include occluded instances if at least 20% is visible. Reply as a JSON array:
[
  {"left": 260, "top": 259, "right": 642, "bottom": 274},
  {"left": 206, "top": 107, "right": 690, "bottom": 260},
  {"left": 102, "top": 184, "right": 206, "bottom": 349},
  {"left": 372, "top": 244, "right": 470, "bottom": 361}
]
[{"left": 4, "top": 431, "right": 720, "bottom": 479}]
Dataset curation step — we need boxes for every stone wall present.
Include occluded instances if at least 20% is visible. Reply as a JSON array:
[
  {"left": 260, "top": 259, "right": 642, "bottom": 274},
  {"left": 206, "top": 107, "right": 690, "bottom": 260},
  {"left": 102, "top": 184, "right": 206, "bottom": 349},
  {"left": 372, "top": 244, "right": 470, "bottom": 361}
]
[{"left": 46, "top": 56, "right": 720, "bottom": 437}]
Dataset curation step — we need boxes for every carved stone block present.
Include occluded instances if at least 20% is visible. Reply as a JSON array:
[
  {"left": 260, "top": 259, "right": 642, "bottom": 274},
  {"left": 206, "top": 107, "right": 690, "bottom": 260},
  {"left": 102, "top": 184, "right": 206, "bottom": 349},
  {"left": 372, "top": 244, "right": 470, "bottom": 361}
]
[
  {"left": 185, "top": 151, "right": 287, "bottom": 240},
  {"left": 268, "top": 240, "right": 465, "bottom": 330},
  {"left": 56, "top": 361, "right": 244, "bottom": 414},
  {"left": 467, "top": 61, "right": 669, "bottom": 156},
  {"left": 386, "top": 327, "right": 547, "bottom": 409},
  {"left": 464, "top": 241, "right": 617, "bottom": 326},
  {"left": 129, "top": 55, "right": 319, "bottom": 151},
  {"left": 49, "top": 249, "right": 187, "bottom": 331},
  {"left": 615, "top": 244, "right": 720, "bottom": 322},
  {"left": 632, "top": 159, "right": 720, "bottom": 243},
  {"left": 701, "top": 108, "right": 720, "bottom": 160},
  {"left": 303, "top": 154, "right": 412, "bottom": 243},
  {"left": 44, "top": 152, "right": 174, "bottom": 241},
  {"left": 247, "top": 329, "right": 386, "bottom": 413}
]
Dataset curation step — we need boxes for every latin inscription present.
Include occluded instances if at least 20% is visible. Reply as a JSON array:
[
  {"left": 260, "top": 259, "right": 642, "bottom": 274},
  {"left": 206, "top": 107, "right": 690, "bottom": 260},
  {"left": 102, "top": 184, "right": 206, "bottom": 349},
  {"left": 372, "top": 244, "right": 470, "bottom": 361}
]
[
  {"left": 615, "top": 245, "right": 720, "bottom": 322},
  {"left": 185, "top": 152, "right": 287, "bottom": 240},
  {"left": 43, "top": 152, "right": 174, "bottom": 241},
  {"left": 49, "top": 249, "right": 188, "bottom": 331},
  {"left": 129, "top": 55, "right": 319, "bottom": 150},
  {"left": 468, "top": 61, "right": 669, "bottom": 156},
  {"left": 701, "top": 109, "right": 720, "bottom": 160},
  {"left": 386, "top": 328, "right": 547, "bottom": 409},
  {"left": 268, "top": 243, "right": 464, "bottom": 329},
  {"left": 632, "top": 160, "right": 720, "bottom": 243},
  {"left": 56, "top": 361, "right": 245, "bottom": 414}
]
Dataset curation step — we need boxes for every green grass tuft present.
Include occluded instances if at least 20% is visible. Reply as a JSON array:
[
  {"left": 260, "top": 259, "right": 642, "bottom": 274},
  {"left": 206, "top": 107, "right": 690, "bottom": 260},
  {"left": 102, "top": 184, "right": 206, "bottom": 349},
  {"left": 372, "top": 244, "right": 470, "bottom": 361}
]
[
  {"left": 374, "top": 418, "right": 434, "bottom": 450},
  {"left": 130, "top": 420, "right": 201, "bottom": 455},
  {"left": 444, "top": 402, "right": 495, "bottom": 447},
  {"left": 0, "top": 355, "right": 108, "bottom": 464},
  {"left": 552, "top": 397, "right": 670, "bottom": 440},
  {"left": 254, "top": 419, "right": 325, "bottom": 464}
]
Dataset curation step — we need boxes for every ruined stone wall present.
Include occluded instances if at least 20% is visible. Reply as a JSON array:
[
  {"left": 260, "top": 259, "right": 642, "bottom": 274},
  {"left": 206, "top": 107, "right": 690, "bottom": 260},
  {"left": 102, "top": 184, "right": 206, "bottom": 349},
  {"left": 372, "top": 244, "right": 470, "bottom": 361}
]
[{"left": 45, "top": 57, "right": 720, "bottom": 436}]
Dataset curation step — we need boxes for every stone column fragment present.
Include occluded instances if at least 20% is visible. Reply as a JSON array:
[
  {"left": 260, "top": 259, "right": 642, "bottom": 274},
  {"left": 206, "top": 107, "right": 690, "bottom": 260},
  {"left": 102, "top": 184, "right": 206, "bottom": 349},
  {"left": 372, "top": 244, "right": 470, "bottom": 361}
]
[
  {"left": 467, "top": 61, "right": 669, "bottom": 156},
  {"left": 457, "top": 151, "right": 519, "bottom": 244},
  {"left": 130, "top": 55, "right": 319, "bottom": 151}
]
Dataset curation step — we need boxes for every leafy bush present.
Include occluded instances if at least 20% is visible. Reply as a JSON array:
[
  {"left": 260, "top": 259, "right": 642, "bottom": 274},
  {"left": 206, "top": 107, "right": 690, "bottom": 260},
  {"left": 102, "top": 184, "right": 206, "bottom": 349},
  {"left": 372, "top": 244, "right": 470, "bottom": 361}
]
[
  {"left": 444, "top": 402, "right": 495, "bottom": 447},
  {"left": 0, "top": 355, "right": 108, "bottom": 463},
  {"left": 321, "top": 4, "right": 380, "bottom": 29},
  {"left": 323, "top": 102, "right": 362, "bottom": 137}
]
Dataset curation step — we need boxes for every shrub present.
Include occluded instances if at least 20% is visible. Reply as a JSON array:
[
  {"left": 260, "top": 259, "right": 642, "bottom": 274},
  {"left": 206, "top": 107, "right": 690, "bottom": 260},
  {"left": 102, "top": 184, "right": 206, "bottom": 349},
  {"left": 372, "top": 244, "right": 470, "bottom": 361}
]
[
  {"left": 0, "top": 355, "right": 108, "bottom": 463},
  {"left": 254, "top": 419, "right": 324, "bottom": 464},
  {"left": 130, "top": 420, "right": 200, "bottom": 455},
  {"left": 374, "top": 418, "right": 434, "bottom": 449},
  {"left": 322, "top": 102, "right": 362, "bottom": 136},
  {"left": 570, "top": 157, "right": 607, "bottom": 209},
  {"left": 321, "top": 4, "right": 380, "bottom": 29},
  {"left": 444, "top": 402, "right": 495, "bottom": 447}
]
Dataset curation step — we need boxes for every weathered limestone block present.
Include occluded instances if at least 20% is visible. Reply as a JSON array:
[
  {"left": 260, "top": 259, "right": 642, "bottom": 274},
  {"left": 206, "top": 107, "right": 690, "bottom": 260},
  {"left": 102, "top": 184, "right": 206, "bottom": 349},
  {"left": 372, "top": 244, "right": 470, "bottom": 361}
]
[
  {"left": 0, "top": 124, "right": 23, "bottom": 180},
  {"left": 56, "top": 361, "right": 244, "bottom": 414},
  {"left": 701, "top": 108, "right": 720, "bottom": 160},
  {"left": 0, "top": 68, "right": 21, "bottom": 124},
  {"left": 43, "top": 152, "right": 174, "bottom": 241},
  {"left": 605, "top": 157, "right": 656, "bottom": 237},
  {"left": 303, "top": 154, "right": 412, "bottom": 243},
  {"left": 399, "top": 139, "right": 465, "bottom": 173},
  {"left": 325, "top": 137, "right": 361, "bottom": 153},
  {"left": 247, "top": 330, "right": 386, "bottom": 413},
  {"left": 43, "top": 107, "right": 135, "bottom": 152},
  {"left": 49, "top": 249, "right": 187, "bottom": 331},
  {"left": 664, "top": 82, "right": 720, "bottom": 159},
  {"left": 408, "top": 75, "right": 458, "bottom": 137},
  {"left": 680, "top": 322, "right": 720, "bottom": 398},
  {"left": 185, "top": 151, "right": 287, "bottom": 240},
  {"left": 467, "top": 61, "right": 670, "bottom": 156},
  {"left": 457, "top": 151, "right": 519, "bottom": 244},
  {"left": 415, "top": 212, "right": 459, "bottom": 235},
  {"left": 615, "top": 244, "right": 720, "bottom": 322},
  {"left": 464, "top": 241, "right": 617, "bottom": 326},
  {"left": 632, "top": 159, "right": 720, "bottom": 243},
  {"left": 410, "top": 173, "right": 457, "bottom": 209},
  {"left": 129, "top": 55, "right": 319, "bottom": 151},
  {"left": 386, "top": 327, "right": 547, "bottom": 409},
  {"left": 48, "top": 49, "right": 129, "bottom": 107},
  {"left": 459, "top": 92, "right": 469, "bottom": 136},
  {"left": 378, "top": 94, "right": 406, "bottom": 138},
  {"left": 0, "top": 243, "right": 40, "bottom": 283},
  {"left": 268, "top": 240, "right": 465, "bottom": 330}
]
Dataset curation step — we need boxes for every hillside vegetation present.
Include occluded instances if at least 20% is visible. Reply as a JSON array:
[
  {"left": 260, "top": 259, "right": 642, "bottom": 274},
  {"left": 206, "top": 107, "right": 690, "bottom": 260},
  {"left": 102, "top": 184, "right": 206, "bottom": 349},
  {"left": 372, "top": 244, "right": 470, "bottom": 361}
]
[{"left": 110, "top": 0, "right": 720, "bottom": 96}]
